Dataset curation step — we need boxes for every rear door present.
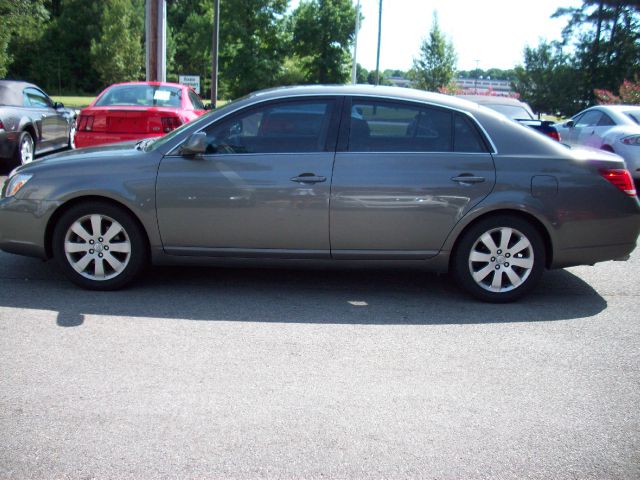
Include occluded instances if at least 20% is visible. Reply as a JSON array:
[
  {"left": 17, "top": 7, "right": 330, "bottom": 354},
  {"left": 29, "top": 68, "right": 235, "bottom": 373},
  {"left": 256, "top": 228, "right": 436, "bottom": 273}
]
[{"left": 330, "top": 97, "right": 496, "bottom": 259}]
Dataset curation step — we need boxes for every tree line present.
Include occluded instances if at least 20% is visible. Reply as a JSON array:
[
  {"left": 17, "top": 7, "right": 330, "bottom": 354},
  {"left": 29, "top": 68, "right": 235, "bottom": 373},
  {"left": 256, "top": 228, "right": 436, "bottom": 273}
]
[
  {"left": 0, "top": 0, "right": 358, "bottom": 99},
  {"left": 1, "top": 0, "right": 638, "bottom": 115}
]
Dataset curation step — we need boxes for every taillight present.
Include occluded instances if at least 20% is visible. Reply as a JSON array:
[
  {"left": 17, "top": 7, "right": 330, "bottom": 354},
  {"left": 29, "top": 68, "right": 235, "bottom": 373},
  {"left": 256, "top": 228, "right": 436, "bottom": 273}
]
[
  {"left": 77, "top": 115, "right": 94, "bottom": 132},
  {"left": 547, "top": 130, "right": 560, "bottom": 142},
  {"left": 621, "top": 135, "right": 640, "bottom": 146},
  {"left": 0, "top": 118, "right": 4, "bottom": 130},
  {"left": 161, "top": 116, "right": 182, "bottom": 132},
  {"left": 599, "top": 169, "right": 637, "bottom": 196}
]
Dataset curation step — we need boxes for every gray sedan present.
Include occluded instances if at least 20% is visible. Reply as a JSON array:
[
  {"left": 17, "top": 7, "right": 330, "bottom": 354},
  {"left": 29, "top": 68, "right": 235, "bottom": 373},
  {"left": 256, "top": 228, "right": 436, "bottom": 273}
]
[{"left": 1, "top": 85, "right": 639, "bottom": 302}]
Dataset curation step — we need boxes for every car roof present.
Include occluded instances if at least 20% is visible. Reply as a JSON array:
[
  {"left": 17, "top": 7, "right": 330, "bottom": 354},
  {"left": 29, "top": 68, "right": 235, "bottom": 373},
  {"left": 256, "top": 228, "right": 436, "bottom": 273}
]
[
  {"left": 244, "top": 84, "right": 486, "bottom": 113},
  {"left": 0, "top": 80, "right": 40, "bottom": 105},
  {"left": 106, "top": 81, "right": 187, "bottom": 89},
  {"left": 456, "top": 95, "right": 527, "bottom": 107}
]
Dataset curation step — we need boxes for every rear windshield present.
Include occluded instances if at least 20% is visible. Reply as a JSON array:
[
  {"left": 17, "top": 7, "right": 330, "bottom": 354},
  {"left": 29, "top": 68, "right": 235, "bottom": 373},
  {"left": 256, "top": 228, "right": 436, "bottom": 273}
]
[
  {"left": 95, "top": 85, "right": 182, "bottom": 108},
  {"left": 485, "top": 104, "right": 534, "bottom": 120},
  {"left": 624, "top": 111, "right": 640, "bottom": 125}
]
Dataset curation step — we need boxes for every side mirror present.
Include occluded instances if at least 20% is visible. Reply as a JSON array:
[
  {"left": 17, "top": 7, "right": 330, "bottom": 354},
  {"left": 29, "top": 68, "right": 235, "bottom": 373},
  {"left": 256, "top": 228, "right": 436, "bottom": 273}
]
[
  {"left": 54, "top": 101, "right": 65, "bottom": 109},
  {"left": 565, "top": 120, "right": 575, "bottom": 128},
  {"left": 180, "top": 132, "right": 207, "bottom": 156},
  {"left": 204, "top": 103, "right": 214, "bottom": 110}
]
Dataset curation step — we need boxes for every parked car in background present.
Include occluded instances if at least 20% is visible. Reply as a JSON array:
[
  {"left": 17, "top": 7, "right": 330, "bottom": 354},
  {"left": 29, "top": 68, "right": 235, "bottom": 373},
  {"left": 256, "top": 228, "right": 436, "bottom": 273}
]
[
  {"left": 555, "top": 105, "right": 640, "bottom": 188},
  {"left": 74, "top": 81, "right": 207, "bottom": 148},
  {"left": 1, "top": 85, "right": 638, "bottom": 302},
  {"left": 0, "top": 80, "right": 76, "bottom": 166},
  {"left": 458, "top": 95, "right": 561, "bottom": 142}
]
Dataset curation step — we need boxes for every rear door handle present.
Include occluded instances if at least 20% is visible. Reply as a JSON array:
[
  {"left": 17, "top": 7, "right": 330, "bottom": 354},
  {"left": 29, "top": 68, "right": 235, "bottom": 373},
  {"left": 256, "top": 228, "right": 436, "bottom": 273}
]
[
  {"left": 290, "top": 173, "right": 327, "bottom": 184},
  {"left": 451, "top": 175, "right": 485, "bottom": 184}
]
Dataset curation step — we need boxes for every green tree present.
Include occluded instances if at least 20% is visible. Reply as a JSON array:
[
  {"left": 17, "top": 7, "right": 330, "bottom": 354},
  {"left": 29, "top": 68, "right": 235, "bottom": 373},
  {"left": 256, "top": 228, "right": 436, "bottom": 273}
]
[
  {"left": 90, "top": 0, "right": 144, "bottom": 87},
  {"left": 553, "top": 0, "right": 640, "bottom": 104},
  {"left": 220, "top": 0, "right": 289, "bottom": 97},
  {"left": 290, "top": 0, "right": 357, "bottom": 84},
  {"left": 513, "top": 41, "right": 581, "bottom": 115},
  {"left": 409, "top": 12, "right": 457, "bottom": 91},
  {"left": 0, "top": 0, "right": 49, "bottom": 77}
]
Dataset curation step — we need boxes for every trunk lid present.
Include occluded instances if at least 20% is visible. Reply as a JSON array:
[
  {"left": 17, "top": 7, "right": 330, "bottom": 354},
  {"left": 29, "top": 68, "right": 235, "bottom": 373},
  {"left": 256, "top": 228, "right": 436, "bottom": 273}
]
[{"left": 80, "top": 106, "right": 182, "bottom": 134}]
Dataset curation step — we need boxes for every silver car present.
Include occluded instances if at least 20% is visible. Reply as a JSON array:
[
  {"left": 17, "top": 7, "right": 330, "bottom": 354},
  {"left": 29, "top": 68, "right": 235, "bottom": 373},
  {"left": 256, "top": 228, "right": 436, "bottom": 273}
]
[
  {"left": 1, "top": 85, "right": 639, "bottom": 302},
  {"left": 555, "top": 105, "right": 640, "bottom": 187}
]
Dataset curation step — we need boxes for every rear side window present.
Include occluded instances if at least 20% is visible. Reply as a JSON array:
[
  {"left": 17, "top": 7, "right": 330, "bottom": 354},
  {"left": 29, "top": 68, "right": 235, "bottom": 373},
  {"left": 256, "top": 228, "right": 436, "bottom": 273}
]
[
  {"left": 597, "top": 113, "right": 615, "bottom": 127},
  {"left": 348, "top": 100, "right": 453, "bottom": 152},
  {"left": 200, "top": 99, "right": 336, "bottom": 154},
  {"left": 454, "top": 114, "right": 487, "bottom": 153}
]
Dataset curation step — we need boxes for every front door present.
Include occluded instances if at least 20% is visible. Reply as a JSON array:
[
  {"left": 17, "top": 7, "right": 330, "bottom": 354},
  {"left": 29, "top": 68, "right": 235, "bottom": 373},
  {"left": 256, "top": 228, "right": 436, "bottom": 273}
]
[
  {"left": 330, "top": 98, "right": 496, "bottom": 259},
  {"left": 156, "top": 97, "right": 340, "bottom": 258}
]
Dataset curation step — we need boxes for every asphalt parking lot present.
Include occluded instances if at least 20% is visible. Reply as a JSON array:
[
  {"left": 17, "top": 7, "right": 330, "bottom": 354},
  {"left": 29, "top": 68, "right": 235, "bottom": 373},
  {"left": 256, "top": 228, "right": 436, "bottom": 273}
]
[{"left": 0, "top": 203, "right": 639, "bottom": 479}]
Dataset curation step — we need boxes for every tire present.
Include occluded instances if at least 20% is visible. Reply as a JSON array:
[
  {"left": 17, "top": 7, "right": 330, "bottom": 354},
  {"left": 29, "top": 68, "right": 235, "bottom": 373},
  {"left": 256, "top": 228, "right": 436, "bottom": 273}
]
[
  {"left": 452, "top": 215, "right": 545, "bottom": 302},
  {"left": 68, "top": 122, "right": 76, "bottom": 149},
  {"left": 52, "top": 201, "right": 148, "bottom": 290},
  {"left": 15, "top": 131, "right": 35, "bottom": 165}
]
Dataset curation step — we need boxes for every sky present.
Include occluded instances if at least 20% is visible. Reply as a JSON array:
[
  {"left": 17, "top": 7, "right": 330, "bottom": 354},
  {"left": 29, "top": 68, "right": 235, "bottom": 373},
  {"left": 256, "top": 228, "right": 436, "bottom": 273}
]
[{"left": 291, "top": 0, "right": 583, "bottom": 72}]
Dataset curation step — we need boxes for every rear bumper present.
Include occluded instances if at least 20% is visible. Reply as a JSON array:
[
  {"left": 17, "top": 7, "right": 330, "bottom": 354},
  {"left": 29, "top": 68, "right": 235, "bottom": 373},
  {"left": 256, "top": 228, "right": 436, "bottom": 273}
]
[{"left": 75, "top": 131, "right": 164, "bottom": 148}]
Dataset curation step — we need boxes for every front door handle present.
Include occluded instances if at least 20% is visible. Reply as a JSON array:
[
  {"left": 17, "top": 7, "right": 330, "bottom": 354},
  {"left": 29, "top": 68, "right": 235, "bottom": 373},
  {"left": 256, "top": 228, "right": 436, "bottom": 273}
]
[
  {"left": 451, "top": 174, "right": 485, "bottom": 184},
  {"left": 290, "top": 173, "right": 327, "bottom": 184}
]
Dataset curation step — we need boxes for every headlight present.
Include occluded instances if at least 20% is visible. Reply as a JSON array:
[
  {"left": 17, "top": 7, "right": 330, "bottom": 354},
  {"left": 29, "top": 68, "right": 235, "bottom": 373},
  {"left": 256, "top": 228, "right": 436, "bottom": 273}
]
[
  {"left": 621, "top": 135, "right": 640, "bottom": 146},
  {"left": 3, "top": 173, "right": 33, "bottom": 198}
]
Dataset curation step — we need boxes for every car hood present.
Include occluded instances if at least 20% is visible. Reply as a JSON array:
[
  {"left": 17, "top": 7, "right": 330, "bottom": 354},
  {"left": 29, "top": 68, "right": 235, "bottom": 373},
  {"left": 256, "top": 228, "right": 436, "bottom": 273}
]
[{"left": 11, "top": 141, "right": 146, "bottom": 176}]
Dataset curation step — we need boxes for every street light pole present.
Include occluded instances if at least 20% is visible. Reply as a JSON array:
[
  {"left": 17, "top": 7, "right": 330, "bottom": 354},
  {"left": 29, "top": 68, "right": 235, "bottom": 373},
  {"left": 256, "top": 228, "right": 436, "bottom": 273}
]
[
  {"left": 211, "top": 0, "right": 220, "bottom": 108},
  {"left": 351, "top": 0, "right": 360, "bottom": 84},
  {"left": 375, "top": 0, "right": 382, "bottom": 85}
]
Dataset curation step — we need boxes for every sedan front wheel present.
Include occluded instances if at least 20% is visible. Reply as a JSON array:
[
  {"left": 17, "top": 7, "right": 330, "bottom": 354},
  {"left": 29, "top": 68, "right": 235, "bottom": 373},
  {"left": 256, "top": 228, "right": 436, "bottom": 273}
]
[{"left": 52, "top": 202, "right": 148, "bottom": 290}]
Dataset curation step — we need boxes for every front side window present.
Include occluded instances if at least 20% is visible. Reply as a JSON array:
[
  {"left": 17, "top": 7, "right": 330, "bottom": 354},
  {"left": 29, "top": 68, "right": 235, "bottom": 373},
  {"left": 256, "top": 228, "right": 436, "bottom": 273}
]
[
  {"left": 199, "top": 99, "right": 335, "bottom": 154},
  {"left": 575, "top": 111, "right": 602, "bottom": 128},
  {"left": 24, "top": 88, "right": 52, "bottom": 108},
  {"left": 188, "top": 90, "right": 205, "bottom": 110}
]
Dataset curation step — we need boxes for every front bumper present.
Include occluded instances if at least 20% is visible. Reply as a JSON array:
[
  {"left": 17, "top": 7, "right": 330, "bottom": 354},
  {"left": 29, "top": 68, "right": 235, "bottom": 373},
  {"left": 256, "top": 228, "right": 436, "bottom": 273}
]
[{"left": 0, "top": 196, "right": 59, "bottom": 259}]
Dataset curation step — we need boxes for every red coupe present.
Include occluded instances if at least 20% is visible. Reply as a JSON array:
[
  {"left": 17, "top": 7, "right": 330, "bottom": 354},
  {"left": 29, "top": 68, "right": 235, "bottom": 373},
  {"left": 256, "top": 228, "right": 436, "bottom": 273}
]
[{"left": 74, "top": 82, "right": 207, "bottom": 148}]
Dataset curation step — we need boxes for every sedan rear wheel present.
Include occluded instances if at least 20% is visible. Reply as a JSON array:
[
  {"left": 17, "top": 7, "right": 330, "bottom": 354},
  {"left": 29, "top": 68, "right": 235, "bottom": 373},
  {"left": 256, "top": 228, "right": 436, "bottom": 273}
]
[
  {"left": 452, "top": 215, "right": 545, "bottom": 302},
  {"left": 52, "top": 202, "right": 148, "bottom": 290}
]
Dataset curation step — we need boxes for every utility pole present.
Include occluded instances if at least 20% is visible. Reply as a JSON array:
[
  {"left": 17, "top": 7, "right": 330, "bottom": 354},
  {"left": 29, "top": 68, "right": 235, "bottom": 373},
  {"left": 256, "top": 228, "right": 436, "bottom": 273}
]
[
  {"left": 211, "top": 0, "right": 220, "bottom": 108},
  {"left": 146, "top": 0, "right": 167, "bottom": 82},
  {"left": 351, "top": 0, "right": 361, "bottom": 84},
  {"left": 375, "top": 0, "right": 382, "bottom": 85}
]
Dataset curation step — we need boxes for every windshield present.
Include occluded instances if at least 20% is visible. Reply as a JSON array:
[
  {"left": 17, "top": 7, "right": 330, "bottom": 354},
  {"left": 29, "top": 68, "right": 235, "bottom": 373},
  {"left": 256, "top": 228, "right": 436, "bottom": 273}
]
[
  {"left": 95, "top": 84, "right": 182, "bottom": 108},
  {"left": 624, "top": 111, "right": 640, "bottom": 125},
  {"left": 485, "top": 104, "right": 534, "bottom": 120}
]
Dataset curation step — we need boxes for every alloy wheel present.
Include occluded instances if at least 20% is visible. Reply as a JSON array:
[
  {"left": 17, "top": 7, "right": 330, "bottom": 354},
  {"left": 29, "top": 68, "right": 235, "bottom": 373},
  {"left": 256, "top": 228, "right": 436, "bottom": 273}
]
[
  {"left": 63, "top": 214, "right": 132, "bottom": 281},
  {"left": 468, "top": 226, "right": 534, "bottom": 293}
]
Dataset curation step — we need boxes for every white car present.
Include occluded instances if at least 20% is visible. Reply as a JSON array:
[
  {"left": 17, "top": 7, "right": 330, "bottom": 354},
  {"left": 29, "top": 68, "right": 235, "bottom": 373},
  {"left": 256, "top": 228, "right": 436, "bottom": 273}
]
[{"left": 556, "top": 105, "right": 640, "bottom": 186}]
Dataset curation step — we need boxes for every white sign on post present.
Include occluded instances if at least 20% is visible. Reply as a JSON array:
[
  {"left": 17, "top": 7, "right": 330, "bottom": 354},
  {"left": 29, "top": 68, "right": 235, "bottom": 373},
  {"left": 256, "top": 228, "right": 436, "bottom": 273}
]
[{"left": 179, "top": 75, "right": 201, "bottom": 94}]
